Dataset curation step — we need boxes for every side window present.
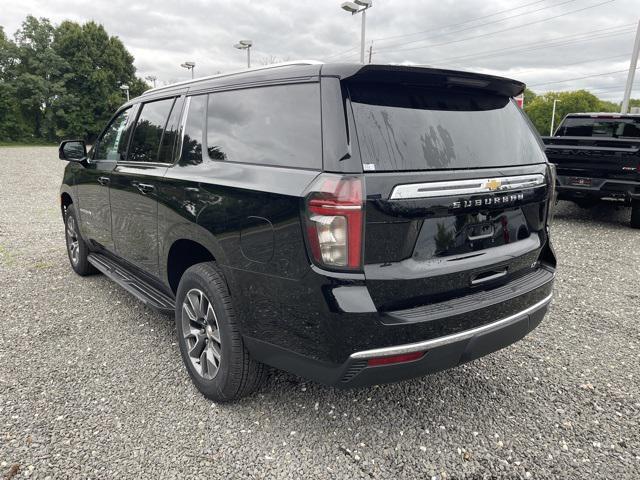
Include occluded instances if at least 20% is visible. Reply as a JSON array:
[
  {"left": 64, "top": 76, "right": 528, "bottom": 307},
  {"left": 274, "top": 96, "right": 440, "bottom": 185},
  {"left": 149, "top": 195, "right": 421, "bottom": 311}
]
[
  {"left": 180, "top": 95, "right": 207, "bottom": 165},
  {"left": 158, "top": 97, "right": 185, "bottom": 163},
  {"left": 94, "top": 108, "right": 131, "bottom": 160},
  {"left": 128, "top": 98, "right": 175, "bottom": 162},
  {"left": 206, "top": 83, "right": 322, "bottom": 169}
]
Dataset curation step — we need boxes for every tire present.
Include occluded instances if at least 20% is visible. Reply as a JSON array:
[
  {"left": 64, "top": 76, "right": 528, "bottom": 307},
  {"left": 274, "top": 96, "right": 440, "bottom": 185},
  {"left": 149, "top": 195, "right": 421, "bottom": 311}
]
[
  {"left": 64, "top": 204, "right": 97, "bottom": 276},
  {"left": 175, "top": 262, "right": 265, "bottom": 402},
  {"left": 631, "top": 199, "right": 640, "bottom": 229}
]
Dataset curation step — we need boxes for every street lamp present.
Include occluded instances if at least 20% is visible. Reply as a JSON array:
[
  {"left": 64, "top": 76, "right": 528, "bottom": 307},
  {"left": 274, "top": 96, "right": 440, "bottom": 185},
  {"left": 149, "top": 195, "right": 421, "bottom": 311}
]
[
  {"left": 145, "top": 75, "right": 157, "bottom": 88},
  {"left": 234, "top": 40, "right": 253, "bottom": 68},
  {"left": 119, "top": 84, "right": 130, "bottom": 102},
  {"left": 180, "top": 61, "right": 196, "bottom": 79},
  {"left": 550, "top": 99, "right": 561, "bottom": 136},
  {"left": 340, "top": 0, "right": 372, "bottom": 64}
]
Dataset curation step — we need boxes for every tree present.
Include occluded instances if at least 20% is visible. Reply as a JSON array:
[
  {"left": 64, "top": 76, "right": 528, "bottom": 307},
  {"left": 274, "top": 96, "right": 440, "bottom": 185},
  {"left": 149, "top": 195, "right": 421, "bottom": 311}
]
[
  {"left": 52, "top": 20, "right": 149, "bottom": 140},
  {"left": 12, "top": 16, "right": 67, "bottom": 141},
  {"left": 524, "top": 90, "right": 615, "bottom": 136},
  {"left": 0, "top": 27, "right": 29, "bottom": 140},
  {"left": 0, "top": 15, "right": 149, "bottom": 143}
]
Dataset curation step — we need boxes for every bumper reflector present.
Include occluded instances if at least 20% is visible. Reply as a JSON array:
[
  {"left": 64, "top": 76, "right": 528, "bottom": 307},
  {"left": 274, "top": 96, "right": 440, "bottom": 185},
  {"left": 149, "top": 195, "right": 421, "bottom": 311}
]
[{"left": 367, "top": 351, "right": 425, "bottom": 367}]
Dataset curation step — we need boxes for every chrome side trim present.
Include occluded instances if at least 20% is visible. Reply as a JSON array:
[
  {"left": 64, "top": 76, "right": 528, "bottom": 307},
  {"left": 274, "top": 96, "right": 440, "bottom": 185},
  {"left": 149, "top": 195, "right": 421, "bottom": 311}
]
[
  {"left": 349, "top": 293, "right": 553, "bottom": 360},
  {"left": 389, "top": 174, "right": 545, "bottom": 200}
]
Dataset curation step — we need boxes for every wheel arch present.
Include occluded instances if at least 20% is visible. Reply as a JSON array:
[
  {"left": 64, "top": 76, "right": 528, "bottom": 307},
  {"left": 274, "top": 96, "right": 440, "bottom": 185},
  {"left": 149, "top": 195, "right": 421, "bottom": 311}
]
[
  {"left": 60, "top": 191, "right": 73, "bottom": 218},
  {"left": 166, "top": 238, "right": 217, "bottom": 294}
]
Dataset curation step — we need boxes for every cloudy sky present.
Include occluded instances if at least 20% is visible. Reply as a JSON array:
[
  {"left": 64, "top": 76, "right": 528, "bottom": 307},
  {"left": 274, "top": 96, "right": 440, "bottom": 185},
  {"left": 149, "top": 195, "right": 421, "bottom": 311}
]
[{"left": 3, "top": 0, "right": 638, "bottom": 100}]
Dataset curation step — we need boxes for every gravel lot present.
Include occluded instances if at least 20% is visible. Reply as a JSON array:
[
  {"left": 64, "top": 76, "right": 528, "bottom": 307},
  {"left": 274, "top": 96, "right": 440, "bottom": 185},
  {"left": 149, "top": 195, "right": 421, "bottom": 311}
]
[{"left": 1, "top": 146, "right": 639, "bottom": 479}]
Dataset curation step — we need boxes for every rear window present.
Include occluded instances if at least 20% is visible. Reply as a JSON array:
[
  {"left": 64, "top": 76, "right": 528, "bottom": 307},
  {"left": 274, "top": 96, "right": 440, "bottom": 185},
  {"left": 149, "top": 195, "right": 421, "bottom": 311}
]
[
  {"left": 349, "top": 85, "right": 546, "bottom": 171},
  {"left": 558, "top": 116, "right": 640, "bottom": 138}
]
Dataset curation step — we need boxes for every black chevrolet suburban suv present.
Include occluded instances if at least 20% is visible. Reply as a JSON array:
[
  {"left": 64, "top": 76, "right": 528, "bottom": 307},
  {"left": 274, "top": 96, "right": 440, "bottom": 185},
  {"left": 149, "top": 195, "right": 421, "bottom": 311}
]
[
  {"left": 59, "top": 62, "right": 556, "bottom": 402},
  {"left": 543, "top": 112, "right": 640, "bottom": 228}
]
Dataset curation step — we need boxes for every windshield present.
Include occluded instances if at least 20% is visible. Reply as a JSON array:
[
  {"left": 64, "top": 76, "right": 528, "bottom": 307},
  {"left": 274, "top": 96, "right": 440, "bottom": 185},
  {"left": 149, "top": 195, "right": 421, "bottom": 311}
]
[
  {"left": 349, "top": 84, "right": 546, "bottom": 171},
  {"left": 557, "top": 116, "right": 640, "bottom": 138}
]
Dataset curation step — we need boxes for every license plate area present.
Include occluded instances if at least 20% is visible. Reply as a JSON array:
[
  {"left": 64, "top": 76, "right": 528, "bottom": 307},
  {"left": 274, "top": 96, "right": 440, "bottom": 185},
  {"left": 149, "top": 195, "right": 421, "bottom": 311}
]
[{"left": 569, "top": 176, "right": 592, "bottom": 187}]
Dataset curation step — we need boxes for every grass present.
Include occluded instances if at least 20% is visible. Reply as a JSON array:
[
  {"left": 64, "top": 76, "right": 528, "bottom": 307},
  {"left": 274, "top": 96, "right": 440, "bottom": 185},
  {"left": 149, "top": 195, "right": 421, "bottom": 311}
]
[{"left": 0, "top": 140, "right": 56, "bottom": 147}]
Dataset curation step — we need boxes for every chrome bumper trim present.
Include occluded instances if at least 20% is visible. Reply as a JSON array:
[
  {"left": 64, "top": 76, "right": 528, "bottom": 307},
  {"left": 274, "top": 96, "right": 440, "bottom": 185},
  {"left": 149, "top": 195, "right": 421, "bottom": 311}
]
[{"left": 349, "top": 293, "right": 553, "bottom": 360}]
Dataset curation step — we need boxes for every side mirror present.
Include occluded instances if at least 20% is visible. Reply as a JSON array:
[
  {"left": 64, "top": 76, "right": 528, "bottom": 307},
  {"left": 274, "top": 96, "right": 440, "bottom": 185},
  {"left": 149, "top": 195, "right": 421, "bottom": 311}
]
[{"left": 59, "top": 140, "right": 87, "bottom": 162}]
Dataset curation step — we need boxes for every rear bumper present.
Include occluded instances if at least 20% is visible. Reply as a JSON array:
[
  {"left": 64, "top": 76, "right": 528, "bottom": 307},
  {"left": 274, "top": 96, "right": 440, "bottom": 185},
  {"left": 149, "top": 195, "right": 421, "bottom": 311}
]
[
  {"left": 556, "top": 175, "right": 640, "bottom": 201},
  {"left": 244, "top": 285, "right": 553, "bottom": 387},
  {"left": 342, "top": 293, "right": 551, "bottom": 387}
]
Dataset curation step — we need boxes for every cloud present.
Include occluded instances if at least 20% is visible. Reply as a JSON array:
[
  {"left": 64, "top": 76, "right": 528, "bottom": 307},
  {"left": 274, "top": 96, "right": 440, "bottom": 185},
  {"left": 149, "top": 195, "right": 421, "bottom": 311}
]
[{"left": 2, "top": 0, "right": 637, "bottom": 100}]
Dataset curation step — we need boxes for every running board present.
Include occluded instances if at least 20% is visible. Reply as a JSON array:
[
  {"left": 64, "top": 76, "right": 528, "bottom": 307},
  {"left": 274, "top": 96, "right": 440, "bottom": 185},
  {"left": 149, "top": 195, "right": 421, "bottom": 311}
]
[{"left": 88, "top": 253, "right": 175, "bottom": 314}]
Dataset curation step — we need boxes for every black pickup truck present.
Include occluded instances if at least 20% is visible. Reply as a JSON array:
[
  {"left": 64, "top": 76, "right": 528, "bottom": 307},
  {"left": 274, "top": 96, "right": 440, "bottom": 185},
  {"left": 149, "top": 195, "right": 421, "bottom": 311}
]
[{"left": 543, "top": 112, "right": 640, "bottom": 228}]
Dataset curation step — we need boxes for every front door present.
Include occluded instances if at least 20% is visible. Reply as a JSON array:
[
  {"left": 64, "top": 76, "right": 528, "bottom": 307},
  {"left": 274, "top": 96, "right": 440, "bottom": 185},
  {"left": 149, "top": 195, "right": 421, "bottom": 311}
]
[
  {"left": 75, "top": 107, "right": 132, "bottom": 251},
  {"left": 110, "top": 96, "right": 182, "bottom": 277}
]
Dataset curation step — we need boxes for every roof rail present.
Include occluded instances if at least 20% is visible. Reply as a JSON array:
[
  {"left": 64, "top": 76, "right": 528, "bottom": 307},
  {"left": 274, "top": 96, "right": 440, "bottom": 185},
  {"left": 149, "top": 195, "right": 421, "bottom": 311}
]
[{"left": 142, "top": 60, "right": 324, "bottom": 95}]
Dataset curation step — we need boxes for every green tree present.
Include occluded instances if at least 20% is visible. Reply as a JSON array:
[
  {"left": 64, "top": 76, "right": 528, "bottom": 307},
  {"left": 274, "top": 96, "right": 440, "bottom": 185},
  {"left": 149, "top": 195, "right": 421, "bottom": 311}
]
[
  {"left": 0, "top": 15, "right": 149, "bottom": 143},
  {"left": 0, "top": 27, "right": 29, "bottom": 140},
  {"left": 524, "top": 90, "right": 609, "bottom": 136},
  {"left": 522, "top": 87, "right": 537, "bottom": 106},
  {"left": 52, "top": 20, "right": 148, "bottom": 140},
  {"left": 12, "top": 16, "right": 67, "bottom": 141}
]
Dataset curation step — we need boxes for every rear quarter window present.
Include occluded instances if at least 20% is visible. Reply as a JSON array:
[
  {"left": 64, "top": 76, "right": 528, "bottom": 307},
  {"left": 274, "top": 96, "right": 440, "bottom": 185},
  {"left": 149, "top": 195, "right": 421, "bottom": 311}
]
[
  {"left": 206, "top": 83, "right": 322, "bottom": 169},
  {"left": 349, "top": 84, "right": 546, "bottom": 171}
]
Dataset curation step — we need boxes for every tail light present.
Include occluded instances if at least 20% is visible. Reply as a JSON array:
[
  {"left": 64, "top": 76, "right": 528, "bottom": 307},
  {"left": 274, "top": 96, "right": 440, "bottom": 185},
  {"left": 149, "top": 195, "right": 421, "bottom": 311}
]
[
  {"left": 546, "top": 163, "right": 558, "bottom": 225},
  {"left": 303, "top": 174, "right": 364, "bottom": 271}
]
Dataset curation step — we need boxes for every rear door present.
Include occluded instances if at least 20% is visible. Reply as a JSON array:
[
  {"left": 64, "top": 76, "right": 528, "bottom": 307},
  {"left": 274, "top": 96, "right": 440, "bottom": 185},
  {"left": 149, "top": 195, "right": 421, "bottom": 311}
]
[
  {"left": 347, "top": 84, "right": 551, "bottom": 311},
  {"left": 75, "top": 107, "right": 132, "bottom": 250},
  {"left": 110, "top": 96, "right": 183, "bottom": 276}
]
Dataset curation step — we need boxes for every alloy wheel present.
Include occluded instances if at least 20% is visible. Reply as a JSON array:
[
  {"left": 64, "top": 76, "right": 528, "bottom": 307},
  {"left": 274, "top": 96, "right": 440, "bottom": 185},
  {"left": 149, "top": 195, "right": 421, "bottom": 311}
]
[
  {"left": 181, "top": 288, "right": 222, "bottom": 380},
  {"left": 66, "top": 214, "right": 80, "bottom": 266}
]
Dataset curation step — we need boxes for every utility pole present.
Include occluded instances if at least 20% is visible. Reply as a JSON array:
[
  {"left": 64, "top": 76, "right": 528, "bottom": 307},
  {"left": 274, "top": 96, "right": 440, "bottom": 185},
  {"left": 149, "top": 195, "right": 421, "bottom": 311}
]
[
  {"left": 368, "top": 43, "right": 373, "bottom": 64},
  {"left": 621, "top": 20, "right": 640, "bottom": 114},
  {"left": 550, "top": 99, "right": 561, "bottom": 136}
]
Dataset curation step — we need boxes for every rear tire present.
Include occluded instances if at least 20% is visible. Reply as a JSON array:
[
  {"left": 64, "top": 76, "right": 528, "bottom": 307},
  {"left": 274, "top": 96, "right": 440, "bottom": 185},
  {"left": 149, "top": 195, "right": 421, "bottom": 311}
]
[
  {"left": 64, "top": 204, "right": 97, "bottom": 276},
  {"left": 631, "top": 199, "right": 640, "bottom": 229},
  {"left": 175, "top": 262, "right": 265, "bottom": 402}
]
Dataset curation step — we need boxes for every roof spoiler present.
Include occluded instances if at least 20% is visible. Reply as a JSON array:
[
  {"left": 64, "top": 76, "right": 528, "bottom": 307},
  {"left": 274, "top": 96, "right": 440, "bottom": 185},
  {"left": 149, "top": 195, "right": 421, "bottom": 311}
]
[{"left": 323, "top": 64, "right": 525, "bottom": 98}]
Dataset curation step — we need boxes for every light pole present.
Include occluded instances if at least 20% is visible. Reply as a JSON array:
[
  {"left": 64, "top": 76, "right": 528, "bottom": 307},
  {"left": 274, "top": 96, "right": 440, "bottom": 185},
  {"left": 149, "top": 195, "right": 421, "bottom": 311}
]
[
  {"left": 234, "top": 40, "right": 253, "bottom": 68},
  {"left": 180, "top": 61, "right": 196, "bottom": 79},
  {"left": 621, "top": 20, "right": 640, "bottom": 113},
  {"left": 120, "top": 84, "right": 130, "bottom": 102},
  {"left": 145, "top": 75, "right": 157, "bottom": 88},
  {"left": 550, "top": 99, "right": 561, "bottom": 136},
  {"left": 340, "top": 0, "right": 373, "bottom": 64}
]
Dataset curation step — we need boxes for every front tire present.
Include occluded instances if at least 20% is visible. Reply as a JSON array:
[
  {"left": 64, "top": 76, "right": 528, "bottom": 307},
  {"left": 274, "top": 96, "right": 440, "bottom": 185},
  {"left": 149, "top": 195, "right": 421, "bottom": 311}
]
[
  {"left": 631, "top": 199, "right": 640, "bottom": 229},
  {"left": 64, "top": 204, "right": 97, "bottom": 276},
  {"left": 175, "top": 262, "right": 265, "bottom": 402}
]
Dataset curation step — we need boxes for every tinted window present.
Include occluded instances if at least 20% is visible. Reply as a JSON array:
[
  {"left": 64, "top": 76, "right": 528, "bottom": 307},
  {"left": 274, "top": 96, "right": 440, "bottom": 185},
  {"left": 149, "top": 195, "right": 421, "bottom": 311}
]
[
  {"left": 158, "top": 97, "right": 184, "bottom": 163},
  {"left": 559, "top": 117, "right": 640, "bottom": 138},
  {"left": 180, "top": 95, "right": 207, "bottom": 165},
  {"left": 128, "top": 98, "right": 175, "bottom": 162},
  {"left": 206, "top": 83, "right": 321, "bottom": 169},
  {"left": 94, "top": 108, "right": 131, "bottom": 160},
  {"left": 350, "top": 85, "right": 546, "bottom": 171}
]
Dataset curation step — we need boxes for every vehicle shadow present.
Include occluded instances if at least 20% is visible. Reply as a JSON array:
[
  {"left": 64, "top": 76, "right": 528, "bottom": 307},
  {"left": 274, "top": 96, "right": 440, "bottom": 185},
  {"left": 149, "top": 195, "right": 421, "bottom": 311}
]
[{"left": 553, "top": 199, "right": 631, "bottom": 228}]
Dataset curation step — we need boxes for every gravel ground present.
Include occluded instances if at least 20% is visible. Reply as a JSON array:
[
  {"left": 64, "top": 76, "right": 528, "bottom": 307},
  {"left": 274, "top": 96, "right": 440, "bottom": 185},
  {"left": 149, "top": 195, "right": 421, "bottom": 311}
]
[{"left": 1, "top": 146, "right": 639, "bottom": 479}]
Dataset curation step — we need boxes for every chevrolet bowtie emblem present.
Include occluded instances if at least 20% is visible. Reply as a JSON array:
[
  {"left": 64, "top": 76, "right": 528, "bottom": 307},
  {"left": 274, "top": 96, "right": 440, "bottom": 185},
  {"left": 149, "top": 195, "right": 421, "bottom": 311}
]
[{"left": 485, "top": 179, "right": 502, "bottom": 191}]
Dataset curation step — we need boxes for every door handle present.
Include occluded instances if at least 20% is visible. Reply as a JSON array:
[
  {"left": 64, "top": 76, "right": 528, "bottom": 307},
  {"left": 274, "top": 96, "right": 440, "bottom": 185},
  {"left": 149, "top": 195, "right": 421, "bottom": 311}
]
[
  {"left": 133, "top": 182, "right": 155, "bottom": 194},
  {"left": 97, "top": 176, "right": 110, "bottom": 186}
]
